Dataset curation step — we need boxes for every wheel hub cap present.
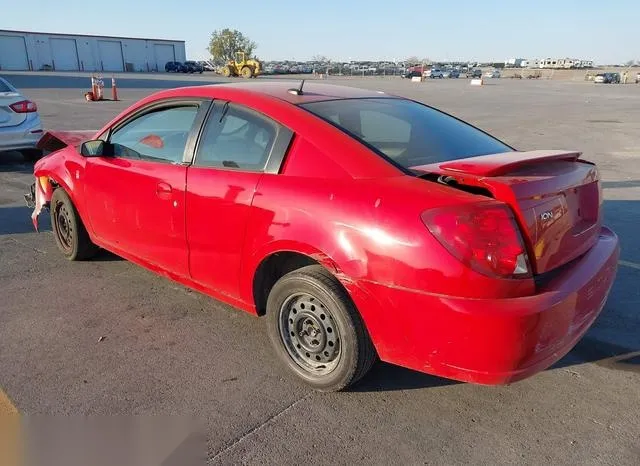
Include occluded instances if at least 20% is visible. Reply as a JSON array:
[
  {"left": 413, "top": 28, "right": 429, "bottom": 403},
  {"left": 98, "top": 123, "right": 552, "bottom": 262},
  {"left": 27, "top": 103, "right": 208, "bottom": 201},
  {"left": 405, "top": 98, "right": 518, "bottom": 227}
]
[{"left": 279, "top": 293, "right": 340, "bottom": 375}]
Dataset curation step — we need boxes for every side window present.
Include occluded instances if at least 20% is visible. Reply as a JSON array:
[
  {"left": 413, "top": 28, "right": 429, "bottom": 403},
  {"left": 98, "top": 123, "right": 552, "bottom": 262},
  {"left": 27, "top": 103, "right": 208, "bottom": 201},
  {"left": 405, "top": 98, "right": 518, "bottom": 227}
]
[
  {"left": 194, "top": 103, "right": 277, "bottom": 171},
  {"left": 109, "top": 105, "right": 199, "bottom": 164}
]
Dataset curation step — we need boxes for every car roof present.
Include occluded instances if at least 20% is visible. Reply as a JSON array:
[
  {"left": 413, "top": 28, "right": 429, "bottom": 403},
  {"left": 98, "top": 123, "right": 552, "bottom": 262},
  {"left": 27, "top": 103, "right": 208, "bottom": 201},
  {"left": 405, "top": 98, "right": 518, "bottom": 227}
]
[{"left": 198, "top": 81, "right": 393, "bottom": 105}]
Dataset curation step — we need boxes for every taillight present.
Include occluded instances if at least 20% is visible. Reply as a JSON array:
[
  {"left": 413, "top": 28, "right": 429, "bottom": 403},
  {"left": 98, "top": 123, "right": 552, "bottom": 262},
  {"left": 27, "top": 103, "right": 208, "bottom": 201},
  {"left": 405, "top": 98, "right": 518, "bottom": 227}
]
[
  {"left": 10, "top": 100, "right": 38, "bottom": 113},
  {"left": 422, "top": 202, "right": 531, "bottom": 279}
]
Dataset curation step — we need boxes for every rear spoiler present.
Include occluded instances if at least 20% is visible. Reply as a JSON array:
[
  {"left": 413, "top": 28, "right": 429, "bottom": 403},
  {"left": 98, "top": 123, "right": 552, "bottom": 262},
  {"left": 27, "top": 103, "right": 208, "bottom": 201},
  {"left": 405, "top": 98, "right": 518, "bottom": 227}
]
[
  {"left": 414, "top": 150, "right": 582, "bottom": 177},
  {"left": 36, "top": 130, "right": 98, "bottom": 153}
]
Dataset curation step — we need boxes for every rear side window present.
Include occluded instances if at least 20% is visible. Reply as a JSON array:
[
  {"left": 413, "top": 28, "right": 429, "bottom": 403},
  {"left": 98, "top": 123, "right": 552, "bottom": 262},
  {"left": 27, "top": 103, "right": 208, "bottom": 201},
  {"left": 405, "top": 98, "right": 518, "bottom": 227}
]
[
  {"left": 0, "top": 80, "right": 13, "bottom": 92},
  {"left": 194, "top": 103, "right": 277, "bottom": 171},
  {"left": 301, "top": 98, "right": 512, "bottom": 169}
]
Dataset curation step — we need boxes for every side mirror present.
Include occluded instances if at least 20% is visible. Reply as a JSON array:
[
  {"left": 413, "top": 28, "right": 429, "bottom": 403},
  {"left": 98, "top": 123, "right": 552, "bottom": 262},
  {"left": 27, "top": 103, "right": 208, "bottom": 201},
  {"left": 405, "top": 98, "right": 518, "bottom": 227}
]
[{"left": 80, "top": 140, "right": 113, "bottom": 157}]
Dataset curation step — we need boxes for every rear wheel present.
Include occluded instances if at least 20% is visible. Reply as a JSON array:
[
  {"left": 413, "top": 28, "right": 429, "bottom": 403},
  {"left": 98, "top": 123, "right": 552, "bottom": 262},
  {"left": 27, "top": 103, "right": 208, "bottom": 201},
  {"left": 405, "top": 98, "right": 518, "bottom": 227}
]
[
  {"left": 241, "top": 66, "right": 253, "bottom": 78},
  {"left": 266, "top": 265, "right": 376, "bottom": 392},
  {"left": 50, "top": 188, "right": 98, "bottom": 261}
]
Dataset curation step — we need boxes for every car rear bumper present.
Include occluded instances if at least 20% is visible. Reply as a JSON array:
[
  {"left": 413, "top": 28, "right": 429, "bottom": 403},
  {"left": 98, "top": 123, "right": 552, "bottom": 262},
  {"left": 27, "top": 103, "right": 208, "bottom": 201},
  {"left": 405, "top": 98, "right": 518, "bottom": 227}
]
[
  {"left": 0, "top": 114, "right": 43, "bottom": 152},
  {"left": 355, "top": 226, "right": 619, "bottom": 385}
]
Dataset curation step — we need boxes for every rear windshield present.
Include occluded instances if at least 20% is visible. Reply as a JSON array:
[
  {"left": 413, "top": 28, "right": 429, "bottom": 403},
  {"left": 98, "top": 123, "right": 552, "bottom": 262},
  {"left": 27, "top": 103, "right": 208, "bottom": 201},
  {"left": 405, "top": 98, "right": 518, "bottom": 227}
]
[
  {"left": 300, "top": 98, "right": 512, "bottom": 170},
  {"left": 0, "top": 80, "right": 12, "bottom": 92}
]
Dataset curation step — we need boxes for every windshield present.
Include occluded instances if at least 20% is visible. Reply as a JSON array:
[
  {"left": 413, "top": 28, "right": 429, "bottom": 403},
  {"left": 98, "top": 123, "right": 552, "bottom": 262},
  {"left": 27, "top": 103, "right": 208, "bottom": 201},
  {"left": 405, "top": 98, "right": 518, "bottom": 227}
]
[{"left": 300, "top": 98, "right": 512, "bottom": 170}]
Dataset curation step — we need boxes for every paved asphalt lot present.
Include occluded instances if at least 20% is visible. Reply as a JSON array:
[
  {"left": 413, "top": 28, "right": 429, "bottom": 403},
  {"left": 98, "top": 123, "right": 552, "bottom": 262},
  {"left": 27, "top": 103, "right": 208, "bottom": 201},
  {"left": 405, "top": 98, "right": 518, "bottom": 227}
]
[{"left": 1, "top": 72, "right": 639, "bottom": 464}]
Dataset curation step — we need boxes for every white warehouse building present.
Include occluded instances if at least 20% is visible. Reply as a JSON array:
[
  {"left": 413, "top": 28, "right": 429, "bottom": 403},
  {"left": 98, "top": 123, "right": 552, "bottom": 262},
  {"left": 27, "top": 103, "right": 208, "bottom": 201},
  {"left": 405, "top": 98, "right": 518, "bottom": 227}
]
[{"left": 0, "top": 29, "right": 186, "bottom": 72}]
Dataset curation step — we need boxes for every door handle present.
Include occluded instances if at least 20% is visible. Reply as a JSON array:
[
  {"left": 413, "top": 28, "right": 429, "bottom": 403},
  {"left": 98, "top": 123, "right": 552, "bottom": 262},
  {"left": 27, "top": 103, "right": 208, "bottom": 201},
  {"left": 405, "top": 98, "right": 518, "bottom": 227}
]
[{"left": 156, "top": 182, "right": 172, "bottom": 199}]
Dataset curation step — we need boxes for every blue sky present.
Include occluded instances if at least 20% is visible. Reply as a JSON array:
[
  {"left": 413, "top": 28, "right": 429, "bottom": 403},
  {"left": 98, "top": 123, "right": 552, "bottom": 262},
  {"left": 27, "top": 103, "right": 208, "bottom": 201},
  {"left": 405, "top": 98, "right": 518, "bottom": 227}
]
[{"left": 2, "top": 0, "right": 637, "bottom": 64}]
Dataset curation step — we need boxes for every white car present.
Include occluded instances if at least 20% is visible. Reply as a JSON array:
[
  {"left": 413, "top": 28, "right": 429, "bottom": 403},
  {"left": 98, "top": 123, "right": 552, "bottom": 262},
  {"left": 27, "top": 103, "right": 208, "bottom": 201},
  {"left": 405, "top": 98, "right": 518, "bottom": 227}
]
[
  {"left": 0, "top": 77, "right": 43, "bottom": 161},
  {"left": 424, "top": 68, "right": 444, "bottom": 78},
  {"left": 484, "top": 70, "right": 501, "bottom": 78}
]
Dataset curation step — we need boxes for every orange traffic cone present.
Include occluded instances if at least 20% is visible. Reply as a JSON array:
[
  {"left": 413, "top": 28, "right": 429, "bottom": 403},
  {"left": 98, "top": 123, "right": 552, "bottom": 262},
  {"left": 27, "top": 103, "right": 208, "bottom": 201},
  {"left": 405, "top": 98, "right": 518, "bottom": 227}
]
[{"left": 111, "top": 76, "right": 118, "bottom": 101}]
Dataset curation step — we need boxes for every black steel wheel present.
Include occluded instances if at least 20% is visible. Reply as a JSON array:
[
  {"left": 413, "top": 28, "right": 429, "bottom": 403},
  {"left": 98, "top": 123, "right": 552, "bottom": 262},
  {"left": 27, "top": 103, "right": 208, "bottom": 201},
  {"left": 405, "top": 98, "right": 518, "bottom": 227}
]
[
  {"left": 279, "top": 292, "right": 341, "bottom": 375},
  {"left": 266, "top": 265, "right": 377, "bottom": 392},
  {"left": 50, "top": 188, "right": 98, "bottom": 261}
]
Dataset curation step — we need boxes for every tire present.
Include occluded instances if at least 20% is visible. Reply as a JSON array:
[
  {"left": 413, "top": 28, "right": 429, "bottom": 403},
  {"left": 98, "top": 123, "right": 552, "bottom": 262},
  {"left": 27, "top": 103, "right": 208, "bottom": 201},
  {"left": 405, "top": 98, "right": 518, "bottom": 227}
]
[
  {"left": 50, "top": 188, "right": 98, "bottom": 261},
  {"left": 266, "top": 265, "right": 377, "bottom": 392},
  {"left": 222, "top": 66, "right": 231, "bottom": 77},
  {"left": 241, "top": 66, "right": 253, "bottom": 78},
  {"left": 21, "top": 149, "right": 42, "bottom": 162}
]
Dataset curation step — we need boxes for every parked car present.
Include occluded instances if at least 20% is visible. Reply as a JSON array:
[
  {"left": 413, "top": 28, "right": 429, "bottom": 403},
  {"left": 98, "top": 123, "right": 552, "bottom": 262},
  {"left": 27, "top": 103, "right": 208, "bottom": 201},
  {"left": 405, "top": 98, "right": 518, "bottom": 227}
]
[
  {"left": 184, "top": 61, "right": 204, "bottom": 73},
  {"left": 197, "top": 60, "right": 216, "bottom": 72},
  {"left": 636, "top": 72, "right": 640, "bottom": 84},
  {"left": 401, "top": 70, "right": 422, "bottom": 79},
  {"left": 469, "top": 68, "right": 483, "bottom": 78},
  {"left": 594, "top": 73, "right": 620, "bottom": 84},
  {"left": 0, "top": 77, "right": 43, "bottom": 161},
  {"left": 443, "top": 70, "right": 460, "bottom": 78},
  {"left": 27, "top": 82, "right": 619, "bottom": 392},
  {"left": 165, "top": 61, "right": 186, "bottom": 73},
  {"left": 484, "top": 69, "right": 501, "bottom": 78},
  {"left": 425, "top": 68, "right": 444, "bottom": 78}
]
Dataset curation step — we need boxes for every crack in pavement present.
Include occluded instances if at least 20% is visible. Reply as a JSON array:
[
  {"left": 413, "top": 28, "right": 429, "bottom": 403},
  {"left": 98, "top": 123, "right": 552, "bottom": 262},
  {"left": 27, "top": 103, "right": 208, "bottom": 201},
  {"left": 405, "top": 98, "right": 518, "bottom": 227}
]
[
  {"left": 4, "top": 236, "right": 49, "bottom": 254},
  {"left": 207, "top": 392, "right": 313, "bottom": 463}
]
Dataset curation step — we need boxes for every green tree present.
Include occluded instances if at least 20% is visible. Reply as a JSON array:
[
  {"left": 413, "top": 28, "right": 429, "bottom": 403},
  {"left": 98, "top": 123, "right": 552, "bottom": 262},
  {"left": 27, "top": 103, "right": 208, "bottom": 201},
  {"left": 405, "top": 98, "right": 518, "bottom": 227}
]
[{"left": 209, "top": 29, "right": 257, "bottom": 63}]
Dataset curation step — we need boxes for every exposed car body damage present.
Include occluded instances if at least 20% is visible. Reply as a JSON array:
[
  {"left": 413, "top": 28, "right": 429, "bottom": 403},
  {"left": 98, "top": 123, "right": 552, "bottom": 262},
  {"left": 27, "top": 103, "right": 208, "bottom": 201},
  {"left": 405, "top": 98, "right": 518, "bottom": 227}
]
[
  {"left": 36, "top": 130, "right": 98, "bottom": 153},
  {"left": 26, "top": 130, "right": 98, "bottom": 230}
]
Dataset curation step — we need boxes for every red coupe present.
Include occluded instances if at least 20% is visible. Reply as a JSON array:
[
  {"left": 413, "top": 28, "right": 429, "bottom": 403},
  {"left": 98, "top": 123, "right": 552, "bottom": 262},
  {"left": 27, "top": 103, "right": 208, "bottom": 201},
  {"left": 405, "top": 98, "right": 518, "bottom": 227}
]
[{"left": 27, "top": 81, "right": 619, "bottom": 391}]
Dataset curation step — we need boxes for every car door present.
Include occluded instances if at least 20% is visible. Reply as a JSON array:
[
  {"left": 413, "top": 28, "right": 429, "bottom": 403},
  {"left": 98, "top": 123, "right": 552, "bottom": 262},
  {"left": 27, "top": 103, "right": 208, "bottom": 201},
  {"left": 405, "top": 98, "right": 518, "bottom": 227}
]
[
  {"left": 83, "top": 99, "right": 211, "bottom": 277},
  {"left": 186, "top": 101, "right": 293, "bottom": 298}
]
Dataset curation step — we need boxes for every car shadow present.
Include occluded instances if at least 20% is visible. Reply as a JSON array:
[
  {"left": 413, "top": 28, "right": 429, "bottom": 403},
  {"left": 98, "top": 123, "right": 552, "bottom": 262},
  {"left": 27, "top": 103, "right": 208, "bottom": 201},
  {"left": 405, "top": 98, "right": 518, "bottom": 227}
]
[
  {"left": 92, "top": 249, "right": 124, "bottom": 262},
  {"left": 0, "top": 205, "right": 49, "bottom": 234},
  {"left": 351, "top": 362, "right": 458, "bottom": 392},
  {"left": 0, "top": 152, "right": 32, "bottom": 173}
]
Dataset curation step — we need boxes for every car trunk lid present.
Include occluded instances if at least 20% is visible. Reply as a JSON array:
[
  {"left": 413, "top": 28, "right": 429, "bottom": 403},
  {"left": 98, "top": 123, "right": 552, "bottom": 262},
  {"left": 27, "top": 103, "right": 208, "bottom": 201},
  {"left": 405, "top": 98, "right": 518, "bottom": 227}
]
[
  {"left": 0, "top": 93, "right": 27, "bottom": 128},
  {"left": 413, "top": 150, "right": 602, "bottom": 275}
]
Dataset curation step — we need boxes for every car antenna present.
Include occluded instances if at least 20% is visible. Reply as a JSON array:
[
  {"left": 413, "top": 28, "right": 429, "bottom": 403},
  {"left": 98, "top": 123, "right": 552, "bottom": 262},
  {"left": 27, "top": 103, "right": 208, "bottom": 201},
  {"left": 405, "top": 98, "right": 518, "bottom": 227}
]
[{"left": 287, "top": 79, "right": 305, "bottom": 95}]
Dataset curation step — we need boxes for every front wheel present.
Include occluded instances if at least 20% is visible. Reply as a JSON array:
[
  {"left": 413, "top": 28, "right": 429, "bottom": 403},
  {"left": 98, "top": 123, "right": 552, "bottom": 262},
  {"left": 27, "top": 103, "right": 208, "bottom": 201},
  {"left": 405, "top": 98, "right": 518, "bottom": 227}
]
[
  {"left": 50, "top": 188, "right": 98, "bottom": 261},
  {"left": 266, "top": 265, "right": 377, "bottom": 391},
  {"left": 241, "top": 66, "right": 253, "bottom": 78}
]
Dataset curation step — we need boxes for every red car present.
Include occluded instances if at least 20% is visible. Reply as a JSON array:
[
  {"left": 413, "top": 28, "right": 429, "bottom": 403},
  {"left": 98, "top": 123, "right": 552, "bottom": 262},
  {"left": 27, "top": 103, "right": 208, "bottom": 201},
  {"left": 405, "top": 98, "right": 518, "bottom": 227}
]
[{"left": 27, "top": 81, "right": 619, "bottom": 391}]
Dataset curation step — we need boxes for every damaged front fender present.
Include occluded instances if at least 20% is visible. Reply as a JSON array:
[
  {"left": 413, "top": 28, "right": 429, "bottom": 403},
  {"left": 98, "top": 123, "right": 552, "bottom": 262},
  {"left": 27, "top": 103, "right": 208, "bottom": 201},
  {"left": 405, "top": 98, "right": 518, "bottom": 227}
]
[
  {"left": 26, "top": 130, "right": 97, "bottom": 232},
  {"left": 25, "top": 176, "right": 54, "bottom": 232}
]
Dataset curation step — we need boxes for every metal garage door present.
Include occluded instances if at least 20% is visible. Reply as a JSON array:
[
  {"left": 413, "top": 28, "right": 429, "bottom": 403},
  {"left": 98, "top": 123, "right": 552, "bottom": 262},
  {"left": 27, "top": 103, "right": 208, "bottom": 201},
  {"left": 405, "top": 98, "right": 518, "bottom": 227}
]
[
  {"left": 97, "top": 40, "right": 124, "bottom": 72},
  {"left": 154, "top": 44, "right": 175, "bottom": 71},
  {"left": 50, "top": 38, "right": 79, "bottom": 71},
  {"left": 0, "top": 35, "right": 29, "bottom": 71}
]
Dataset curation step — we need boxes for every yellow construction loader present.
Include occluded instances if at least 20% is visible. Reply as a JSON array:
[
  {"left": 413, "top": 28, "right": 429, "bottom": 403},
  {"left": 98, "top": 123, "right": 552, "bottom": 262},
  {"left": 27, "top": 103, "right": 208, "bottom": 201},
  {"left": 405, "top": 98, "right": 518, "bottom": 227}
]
[{"left": 220, "top": 51, "right": 261, "bottom": 78}]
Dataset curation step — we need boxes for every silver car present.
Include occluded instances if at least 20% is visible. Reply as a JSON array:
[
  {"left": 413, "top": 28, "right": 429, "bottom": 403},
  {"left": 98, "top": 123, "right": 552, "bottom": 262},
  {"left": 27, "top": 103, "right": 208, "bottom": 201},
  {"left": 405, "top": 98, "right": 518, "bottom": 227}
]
[{"left": 0, "top": 77, "right": 43, "bottom": 161}]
